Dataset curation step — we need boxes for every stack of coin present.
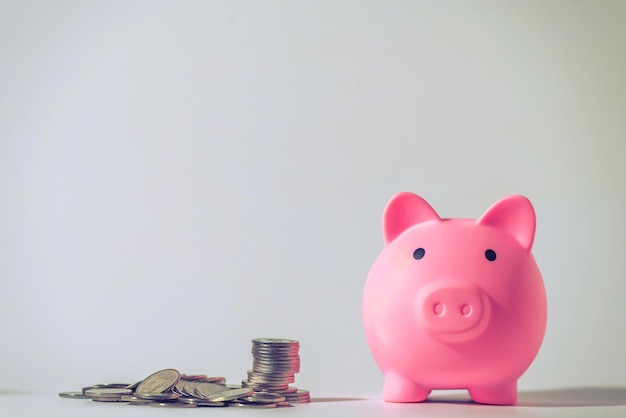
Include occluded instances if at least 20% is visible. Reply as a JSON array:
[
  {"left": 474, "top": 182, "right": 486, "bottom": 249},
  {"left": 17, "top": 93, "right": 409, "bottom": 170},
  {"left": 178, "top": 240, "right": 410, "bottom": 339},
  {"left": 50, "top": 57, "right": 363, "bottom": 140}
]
[{"left": 242, "top": 338, "right": 310, "bottom": 403}]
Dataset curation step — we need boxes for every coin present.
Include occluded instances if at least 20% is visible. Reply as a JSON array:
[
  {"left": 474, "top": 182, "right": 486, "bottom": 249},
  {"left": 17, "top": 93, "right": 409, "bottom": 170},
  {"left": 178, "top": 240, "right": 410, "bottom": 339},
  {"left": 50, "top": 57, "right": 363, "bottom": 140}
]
[
  {"left": 84, "top": 388, "right": 133, "bottom": 397},
  {"left": 201, "top": 376, "right": 226, "bottom": 384},
  {"left": 240, "top": 392, "right": 286, "bottom": 403},
  {"left": 150, "top": 402, "right": 197, "bottom": 408},
  {"left": 91, "top": 396, "right": 126, "bottom": 402},
  {"left": 125, "top": 381, "right": 141, "bottom": 391},
  {"left": 194, "top": 400, "right": 228, "bottom": 407},
  {"left": 230, "top": 402, "right": 278, "bottom": 408},
  {"left": 135, "top": 392, "right": 180, "bottom": 401},
  {"left": 128, "top": 398, "right": 154, "bottom": 405},
  {"left": 194, "top": 382, "right": 229, "bottom": 399},
  {"left": 82, "top": 383, "right": 131, "bottom": 394},
  {"left": 205, "top": 387, "right": 254, "bottom": 402},
  {"left": 284, "top": 389, "right": 311, "bottom": 403},
  {"left": 58, "top": 391, "right": 90, "bottom": 399},
  {"left": 135, "top": 369, "right": 180, "bottom": 395}
]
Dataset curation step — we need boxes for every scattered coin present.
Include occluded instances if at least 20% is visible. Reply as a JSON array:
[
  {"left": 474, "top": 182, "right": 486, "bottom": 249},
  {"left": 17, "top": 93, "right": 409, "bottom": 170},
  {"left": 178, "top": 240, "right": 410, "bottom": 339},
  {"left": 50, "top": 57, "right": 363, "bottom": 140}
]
[{"left": 58, "top": 337, "right": 311, "bottom": 408}]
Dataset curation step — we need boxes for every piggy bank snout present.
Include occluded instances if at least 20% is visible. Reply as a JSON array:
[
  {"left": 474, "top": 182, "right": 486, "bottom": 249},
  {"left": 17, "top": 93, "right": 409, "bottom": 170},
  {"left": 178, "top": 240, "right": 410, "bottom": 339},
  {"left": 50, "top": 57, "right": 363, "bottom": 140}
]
[{"left": 417, "top": 282, "right": 491, "bottom": 342}]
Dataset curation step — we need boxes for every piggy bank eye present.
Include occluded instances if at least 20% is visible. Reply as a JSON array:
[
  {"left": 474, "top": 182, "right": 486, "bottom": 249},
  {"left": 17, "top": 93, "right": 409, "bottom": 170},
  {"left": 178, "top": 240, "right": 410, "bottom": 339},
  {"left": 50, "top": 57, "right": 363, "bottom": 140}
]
[
  {"left": 413, "top": 248, "right": 425, "bottom": 260},
  {"left": 485, "top": 249, "right": 497, "bottom": 261}
]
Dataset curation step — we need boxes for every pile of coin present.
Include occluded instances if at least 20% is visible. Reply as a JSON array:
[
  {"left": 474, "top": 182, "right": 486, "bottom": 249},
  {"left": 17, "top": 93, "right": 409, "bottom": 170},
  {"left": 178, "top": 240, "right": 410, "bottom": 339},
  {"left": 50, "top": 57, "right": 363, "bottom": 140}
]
[{"left": 59, "top": 338, "right": 310, "bottom": 408}]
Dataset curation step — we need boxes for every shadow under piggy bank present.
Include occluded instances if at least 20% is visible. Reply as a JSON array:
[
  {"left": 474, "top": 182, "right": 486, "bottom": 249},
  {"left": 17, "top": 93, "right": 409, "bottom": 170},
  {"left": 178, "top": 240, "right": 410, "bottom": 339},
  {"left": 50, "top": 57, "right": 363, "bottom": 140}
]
[
  {"left": 427, "top": 387, "right": 626, "bottom": 407},
  {"left": 517, "top": 387, "right": 626, "bottom": 407}
]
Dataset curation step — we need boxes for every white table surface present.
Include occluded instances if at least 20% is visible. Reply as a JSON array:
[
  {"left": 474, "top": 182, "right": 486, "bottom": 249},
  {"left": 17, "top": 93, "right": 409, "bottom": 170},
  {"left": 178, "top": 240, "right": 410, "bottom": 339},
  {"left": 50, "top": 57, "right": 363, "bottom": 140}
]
[{"left": 2, "top": 388, "right": 626, "bottom": 418}]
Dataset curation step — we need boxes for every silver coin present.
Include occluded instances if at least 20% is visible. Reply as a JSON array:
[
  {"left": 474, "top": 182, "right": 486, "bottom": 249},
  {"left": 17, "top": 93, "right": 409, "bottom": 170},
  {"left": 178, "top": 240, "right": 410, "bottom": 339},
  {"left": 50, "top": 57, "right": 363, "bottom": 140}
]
[
  {"left": 252, "top": 364, "right": 300, "bottom": 370},
  {"left": 285, "top": 395, "right": 311, "bottom": 400},
  {"left": 177, "top": 397, "right": 198, "bottom": 404},
  {"left": 180, "top": 380, "right": 200, "bottom": 398},
  {"left": 82, "top": 383, "right": 131, "bottom": 394},
  {"left": 253, "top": 385, "right": 297, "bottom": 394},
  {"left": 252, "top": 365, "right": 300, "bottom": 374},
  {"left": 125, "top": 381, "right": 142, "bottom": 391},
  {"left": 58, "top": 391, "right": 90, "bottom": 399},
  {"left": 252, "top": 357, "right": 302, "bottom": 368},
  {"left": 91, "top": 396, "right": 126, "bottom": 402},
  {"left": 278, "top": 386, "right": 298, "bottom": 394},
  {"left": 230, "top": 402, "right": 278, "bottom": 408},
  {"left": 246, "top": 373, "right": 294, "bottom": 381},
  {"left": 180, "top": 374, "right": 207, "bottom": 381},
  {"left": 194, "top": 382, "right": 228, "bottom": 399},
  {"left": 195, "top": 400, "right": 228, "bottom": 407},
  {"left": 135, "top": 392, "right": 180, "bottom": 401},
  {"left": 247, "top": 376, "right": 294, "bottom": 384},
  {"left": 173, "top": 379, "right": 186, "bottom": 395},
  {"left": 150, "top": 402, "right": 197, "bottom": 408},
  {"left": 240, "top": 393, "right": 286, "bottom": 403},
  {"left": 252, "top": 338, "right": 299, "bottom": 344},
  {"left": 205, "top": 387, "right": 254, "bottom": 402},
  {"left": 284, "top": 388, "right": 311, "bottom": 403},
  {"left": 128, "top": 398, "right": 154, "bottom": 405},
  {"left": 200, "top": 376, "right": 226, "bottom": 384},
  {"left": 177, "top": 398, "right": 228, "bottom": 407},
  {"left": 252, "top": 351, "right": 300, "bottom": 357},
  {"left": 252, "top": 347, "right": 299, "bottom": 353},
  {"left": 85, "top": 388, "right": 133, "bottom": 397},
  {"left": 253, "top": 355, "right": 300, "bottom": 360},
  {"left": 252, "top": 357, "right": 300, "bottom": 364},
  {"left": 247, "top": 380, "right": 294, "bottom": 387},
  {"left": 242, "top": 382, "right": 289, "bottom": 391},
  {"left": 253, "top": 387, "right": 290, "bottom": 392},
  {"left": 284, "top": 388, "right": 310, "bottom": 397},
  {"left": 135, "top": 369, "right": 180, "bottom": 395},
  {"left": 247, "top": 369, "right": 294, "bottom": 377},
  {"left": 252, "top": 345, "right": 299, "bottom": 351}
]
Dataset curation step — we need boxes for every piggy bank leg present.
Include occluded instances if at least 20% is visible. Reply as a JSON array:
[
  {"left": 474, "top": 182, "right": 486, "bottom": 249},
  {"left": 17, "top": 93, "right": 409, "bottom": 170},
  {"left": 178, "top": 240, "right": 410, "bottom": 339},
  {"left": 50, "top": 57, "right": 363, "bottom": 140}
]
[
  {"left": 382, "top": 372, "right": 430, "bottom": 403},
  {"left": 468, "top": 380, "right": 517, "bottom": 405}
]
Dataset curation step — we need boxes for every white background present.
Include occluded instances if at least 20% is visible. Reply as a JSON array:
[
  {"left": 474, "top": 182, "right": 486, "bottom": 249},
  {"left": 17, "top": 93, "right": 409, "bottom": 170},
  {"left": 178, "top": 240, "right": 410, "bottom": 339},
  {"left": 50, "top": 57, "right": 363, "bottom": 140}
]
[{"left": 1, "top": 0, "right": 625, "bottom": 416}]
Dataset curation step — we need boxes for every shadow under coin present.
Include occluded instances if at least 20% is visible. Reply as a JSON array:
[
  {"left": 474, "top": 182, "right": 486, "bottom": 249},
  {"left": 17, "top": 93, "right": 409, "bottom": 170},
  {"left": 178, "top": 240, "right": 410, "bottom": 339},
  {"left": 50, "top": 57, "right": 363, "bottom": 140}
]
[{"left": 311, "top": 397, "right": 369, "bottom": 403}]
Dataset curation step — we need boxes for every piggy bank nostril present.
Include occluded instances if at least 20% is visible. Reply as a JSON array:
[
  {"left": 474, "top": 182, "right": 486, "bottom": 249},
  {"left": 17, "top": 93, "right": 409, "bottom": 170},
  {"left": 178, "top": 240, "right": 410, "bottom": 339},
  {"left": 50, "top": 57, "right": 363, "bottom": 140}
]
[
  {"left": 433, "top": 303, "right": 444, "bottom": 315},
  {"left": 461, "top": 304, "right": 471, "bottom": 316}
]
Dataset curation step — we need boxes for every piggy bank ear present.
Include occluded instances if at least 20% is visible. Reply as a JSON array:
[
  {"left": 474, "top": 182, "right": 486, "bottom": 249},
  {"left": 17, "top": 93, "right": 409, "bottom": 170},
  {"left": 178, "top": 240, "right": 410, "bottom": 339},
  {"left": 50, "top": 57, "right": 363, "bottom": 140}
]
[
  {"left": 477, "top": 195, "right": 536, "bottom": 251},
  {"left": 383, "top": 192, "right": 441, "bottom": 244}
]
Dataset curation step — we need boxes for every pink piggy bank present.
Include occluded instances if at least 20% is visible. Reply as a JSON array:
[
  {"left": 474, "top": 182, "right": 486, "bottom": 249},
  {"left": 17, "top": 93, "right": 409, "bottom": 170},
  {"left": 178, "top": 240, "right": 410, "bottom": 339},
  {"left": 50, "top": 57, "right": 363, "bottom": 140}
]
[{"left": 362, "top": 193, "right": 547, "bottom": 405}]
